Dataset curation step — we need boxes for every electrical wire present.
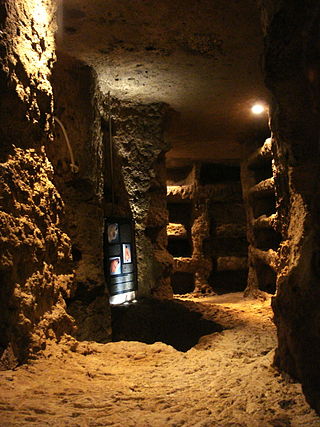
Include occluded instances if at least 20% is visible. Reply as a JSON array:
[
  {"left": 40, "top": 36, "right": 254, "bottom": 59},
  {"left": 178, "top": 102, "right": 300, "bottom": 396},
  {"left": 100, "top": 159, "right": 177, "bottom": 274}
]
[{"left": 54, "top": 116, "right": 79, "bottom": 173}]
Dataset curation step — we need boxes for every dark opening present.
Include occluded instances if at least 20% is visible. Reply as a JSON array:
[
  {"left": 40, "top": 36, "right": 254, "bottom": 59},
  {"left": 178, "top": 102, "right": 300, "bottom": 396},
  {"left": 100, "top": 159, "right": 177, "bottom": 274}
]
[
  {"left": 168, "top": 237, "right": 193, "bottom": 257},
  {"left": 254, "top": 228, "right": 282, "bottom": 251},
  {"left": 202, "top": 236, "right": 212, "bottom": 257},
  {"left": 252, "top": 193, "right": 276, "bottom": 219},
  {"left": 71, "top": 245, "right": 82, "bottom": 262},
  {"left": 250, "top": 159, "right": 273, "bottom": 183},
  {"left": 171, "top": 272, "right": 195, "bottom": 294},
  {"left": 256, "top": 260, "right": 276, "bottom": 294},
  {"left": 167, "top": 165, "right": 193, "bottom": 185},
  {"left": 200, "top": 163, "right": 240, "bottom": 185},
  {"left": 111, "top": 298, "right": 223, "bottom": 352},
  {"left": 208, "top": 269, "right": 248, "bottom": 294},
  {"left": 208, "top": 202, "right": 246, "bottom": 224},
  {"left": 212, "top": 236, "right": 248, "bottom": 257},
  {"left": 168, "top": 201, "right": 192, "bottom": 227}
]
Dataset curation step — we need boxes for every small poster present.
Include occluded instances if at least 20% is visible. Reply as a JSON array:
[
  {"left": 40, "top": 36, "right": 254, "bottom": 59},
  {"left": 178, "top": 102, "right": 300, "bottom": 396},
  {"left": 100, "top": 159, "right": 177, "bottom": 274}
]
[
  {"left": 108, "top": 223, "right": 119, "bottom": 243},
  {"left": 122, "top": 243, "right": 132, "bottom": 264},
  {"left": 104, "top": 217, "right": 137, "bottom": 302},
  {"left": 109, "top": 256, "right": 121, "bottom": 275}
]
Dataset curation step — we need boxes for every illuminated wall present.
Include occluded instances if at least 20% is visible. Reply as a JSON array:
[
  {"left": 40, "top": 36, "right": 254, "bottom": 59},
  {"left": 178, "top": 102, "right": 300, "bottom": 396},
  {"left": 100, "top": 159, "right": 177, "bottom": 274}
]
[{"left": 0, "top": 0, "right": 75, "bottom": 367}]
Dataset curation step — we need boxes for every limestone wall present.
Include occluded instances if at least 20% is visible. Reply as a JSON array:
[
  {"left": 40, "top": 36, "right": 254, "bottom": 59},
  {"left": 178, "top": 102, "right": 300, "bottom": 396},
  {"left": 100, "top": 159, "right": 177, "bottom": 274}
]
[
  {"left": 48, "top": 52, "right": 111, "bottom": 342},
  {"left": 241, "top": 137, "right": 281, "bottom": 296},
  {"left": 0, "top": 1, "right": 75, "bottom": 367},
  {"left": 102, "top": 99, "right": 173, "bottom": 298},
  {"left": 167, "top": 162, "right": 247, "bottom": 295},
  {"left": 259, "top": 0, "right": 320, "bottom": 412}
]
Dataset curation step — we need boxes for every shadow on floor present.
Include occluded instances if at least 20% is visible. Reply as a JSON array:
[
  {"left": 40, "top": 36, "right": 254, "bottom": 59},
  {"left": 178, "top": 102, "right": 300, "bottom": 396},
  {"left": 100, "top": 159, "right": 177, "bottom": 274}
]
[{"left": 111, "top": 298, "right": 223, "bottom": 352}]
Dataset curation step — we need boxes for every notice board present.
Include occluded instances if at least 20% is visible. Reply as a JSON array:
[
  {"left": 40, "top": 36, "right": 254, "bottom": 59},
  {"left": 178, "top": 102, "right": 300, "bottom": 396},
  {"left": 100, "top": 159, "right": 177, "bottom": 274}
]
[{"left": 104, "top": 217, "right": 138, "bottom": 297}]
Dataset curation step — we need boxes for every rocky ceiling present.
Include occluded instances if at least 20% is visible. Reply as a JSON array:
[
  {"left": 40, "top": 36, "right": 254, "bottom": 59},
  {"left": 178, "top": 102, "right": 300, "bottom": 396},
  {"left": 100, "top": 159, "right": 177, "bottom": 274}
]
[{"left": 57, "top": 0, "right": 270, "bottom": 165}]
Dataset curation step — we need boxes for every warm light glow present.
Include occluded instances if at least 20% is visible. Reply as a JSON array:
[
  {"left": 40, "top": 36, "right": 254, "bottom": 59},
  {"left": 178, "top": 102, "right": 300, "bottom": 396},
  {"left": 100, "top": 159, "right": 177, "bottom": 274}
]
[
  {"left": 251, "top": 103, "right": 265, "bottom": 115},
  {"left": 33, "top": 3, "right": 48, "bottom": 26}
]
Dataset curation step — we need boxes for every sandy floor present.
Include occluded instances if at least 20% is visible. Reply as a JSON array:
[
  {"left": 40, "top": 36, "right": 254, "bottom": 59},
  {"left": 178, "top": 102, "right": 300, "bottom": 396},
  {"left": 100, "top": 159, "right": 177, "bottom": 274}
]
[{"left": 1, "top": 293, "right": 320, "bottom": 426}]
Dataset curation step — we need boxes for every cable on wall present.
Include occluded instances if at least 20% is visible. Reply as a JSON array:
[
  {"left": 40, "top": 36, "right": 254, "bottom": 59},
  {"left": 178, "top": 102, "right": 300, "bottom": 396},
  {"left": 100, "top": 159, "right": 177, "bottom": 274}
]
[
  {"left": 107, "top": 92, "right": 115, "bottom": 214},
  {"left": 54, "top": 116, "right": 79, "bottom": 173}
]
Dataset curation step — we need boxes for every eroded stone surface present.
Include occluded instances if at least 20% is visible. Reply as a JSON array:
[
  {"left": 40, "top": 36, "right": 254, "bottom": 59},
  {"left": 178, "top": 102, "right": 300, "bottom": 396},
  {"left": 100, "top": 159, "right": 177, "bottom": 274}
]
[
  {"left": 0, "top": 1, "right": 76, "bottom": 366},
  {"left": 167, "top": 163, "right": 248, "bottom": 295},
  {"left": 260, "top": 0, "right": 320, "bottom": 413},
  {"left": 167, "top": 223, "right": 187, "bottom": 238},
  {"left": 0, "top": 0, "right": 56, "bottom": 157},
  {"left": 0, "top": 148, "right": 75, "bottom": 367},
  {"left": 102, "top": 98, "right": 173, "bottom": 297},
  {"left": 48, "top": 52, "right": 111, "bottom": 342}
]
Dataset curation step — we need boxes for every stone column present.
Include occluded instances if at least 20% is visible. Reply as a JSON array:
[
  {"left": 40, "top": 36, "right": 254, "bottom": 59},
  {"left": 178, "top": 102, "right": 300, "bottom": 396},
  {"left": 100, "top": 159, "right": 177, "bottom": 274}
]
[
  {"left": 103, "top": 99, "right": 173, "bottom": 298},
  {"left": 0, "top": 1, "right": 75, "bottom": 367},
  {"left": 259, "top": 0, "right": 320, "bottom": 412},
  {"left": 48, "top": 52, "right": 111, "bottom": 342}
]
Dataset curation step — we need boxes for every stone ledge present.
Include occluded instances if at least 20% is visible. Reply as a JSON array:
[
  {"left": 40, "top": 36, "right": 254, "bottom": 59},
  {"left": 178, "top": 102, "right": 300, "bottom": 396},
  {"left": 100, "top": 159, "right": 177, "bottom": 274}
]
[
  {"left": 167, "top": 223, "right": 187, "bottom": 238},
  {"left": 249, "top": 245, "right": 278, "bottom": 272},
  {"left": 216, "top": 223, "right": 247, "bottom": 238},
  {"left": 253, "top": 213, "right": 278, "bottom": 231},
  {"left": 249, "top": 177, "right": 275, "bottom": 200},
  {"left": 167, "top": 185, "right": 193, "bottom": 200},
  {"left": 173, "top": 257, "right": 211, "bottom": 274},
  {"left": 216, "top": 256, "right": 248, "bottom": 271},
  {"left": 247, "top": 137, "right": 273, "bottom": 169}
]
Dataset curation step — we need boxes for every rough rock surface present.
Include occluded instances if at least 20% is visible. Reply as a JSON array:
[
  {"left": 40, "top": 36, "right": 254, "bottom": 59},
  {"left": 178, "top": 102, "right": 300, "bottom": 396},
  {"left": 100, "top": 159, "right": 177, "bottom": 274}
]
[
  {"left": 57, "top": 0, "right": 268, "bottom": 163},
  {"left": 48, "top": 52, "right": 111, "bottom": 342},
  {"left": 241, "top": 137, "right": 279, "bottom": 296},
  {"left": 0, "top": 0, "right": 76, "bottom": 366},
  {"left": 167, "top": 163, "right": 248, "bottom": 295},
  {"left": 102, "top": 99, "right": 173, "bottom": 297},
  {"left": 0, "top": 148, "right": 75, "bottom": 368},
  {"left": 260, "top": 0, "right": 320, "bottom": 413},
  {"left": 0, "top": 0, "right": 56, "bottom": 158},
  {"left": 167, "top": 223, "right": 187, "bottom": 238},
  {"left": 1, "top": 294, "right": 320, "bottom": 426}
]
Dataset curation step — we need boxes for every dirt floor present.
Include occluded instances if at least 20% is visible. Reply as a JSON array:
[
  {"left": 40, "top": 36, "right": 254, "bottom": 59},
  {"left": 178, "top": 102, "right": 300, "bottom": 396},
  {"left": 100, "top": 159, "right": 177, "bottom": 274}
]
[{"left": 1, "top": 292, "right": 320, "bottom": 426}]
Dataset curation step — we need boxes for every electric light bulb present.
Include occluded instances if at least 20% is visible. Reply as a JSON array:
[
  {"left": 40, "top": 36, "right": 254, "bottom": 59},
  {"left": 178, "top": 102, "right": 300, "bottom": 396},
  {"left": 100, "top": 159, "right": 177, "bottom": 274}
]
[{"left": 251, "top": 103, "right": 265, "bottom": 115}]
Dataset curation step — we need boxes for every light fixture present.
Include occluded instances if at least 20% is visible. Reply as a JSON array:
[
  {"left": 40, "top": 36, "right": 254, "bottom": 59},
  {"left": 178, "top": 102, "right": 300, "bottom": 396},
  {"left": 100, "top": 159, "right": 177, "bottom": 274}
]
[{"left": 251, "top": 103, "right": 266, "bottom": 115}]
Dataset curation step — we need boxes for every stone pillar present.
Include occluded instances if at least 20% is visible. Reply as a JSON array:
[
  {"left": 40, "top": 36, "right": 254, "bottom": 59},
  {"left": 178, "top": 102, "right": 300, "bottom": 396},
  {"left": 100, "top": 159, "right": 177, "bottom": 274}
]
[
  {"left": 167, "top": 162, "right": 247, "bottom": 295},
  {"left": 48, "top": 52, "right": 111, "bottom": 342},
  {"left": 259, "top": 0, "right": 320, "bottom": 412},
  {"left": 0, "top": 1, "right": 75, "bottom": 367},
  {"left": 103, "top": 99, "right": 173, "bottom": 298},
  {"left": 241, "top": 137, "right": 280, "bottom": 296}
]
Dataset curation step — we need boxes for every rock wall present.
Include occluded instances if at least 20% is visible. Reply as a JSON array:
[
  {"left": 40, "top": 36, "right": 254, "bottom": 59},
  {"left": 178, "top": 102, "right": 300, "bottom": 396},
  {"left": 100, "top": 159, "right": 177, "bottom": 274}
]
[
  {"left": 259, "top": 0, "right": 320, "bottom": 412},
  {"left": 167, "top": 162, "right": 247, "bottom": 295},
  {"left": 102, "top": 99, "right": 173, "bottom": 298},
  {"left": 241, "top": 137, "right": 281, "bottom": 296},
  {"left": 0, "top": 0, "right": 56, "bottom": 158},
  {"left": 0, "top": 0, "right": 75, "bottom": 367},
  {"left": 204, "top": 164, "right": 248, "bottom": 293},
  {"left": 48, "top": 52, "right": 111, "bottom": 342}
]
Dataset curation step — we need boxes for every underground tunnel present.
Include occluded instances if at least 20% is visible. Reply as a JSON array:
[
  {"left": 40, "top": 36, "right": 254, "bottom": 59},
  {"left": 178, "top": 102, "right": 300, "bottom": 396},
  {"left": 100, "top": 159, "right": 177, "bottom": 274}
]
[{"left": 1, "top": 0, "right": 320, "bottom": 425}]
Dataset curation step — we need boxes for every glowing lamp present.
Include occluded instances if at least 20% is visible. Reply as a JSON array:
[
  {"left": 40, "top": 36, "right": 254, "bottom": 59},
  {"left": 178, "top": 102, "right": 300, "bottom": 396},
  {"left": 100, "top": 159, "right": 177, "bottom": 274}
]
[{"left": 251, "top": 103, "right": 265, "bottom": 115}]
